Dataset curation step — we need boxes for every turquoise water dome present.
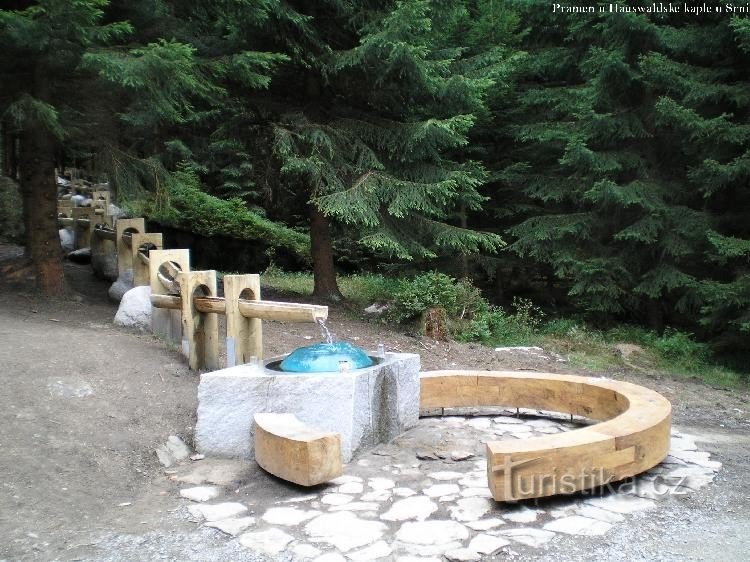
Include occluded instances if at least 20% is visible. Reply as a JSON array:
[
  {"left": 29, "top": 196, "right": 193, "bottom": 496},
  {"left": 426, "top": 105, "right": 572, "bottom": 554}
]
[{"left": 279, "top": 341, "right": 374, "bottom": 373}]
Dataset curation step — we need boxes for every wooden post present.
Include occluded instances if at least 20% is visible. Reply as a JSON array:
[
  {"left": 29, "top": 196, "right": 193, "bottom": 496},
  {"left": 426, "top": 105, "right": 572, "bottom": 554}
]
[
  {"left": 116, "top": 218, "right": 145, "bottom": 276},
  {"left": 178, "top": 270, "right": 219, "bottom": 371},
  {"left": 71, "top": 207, "right": 95, "bottom": 249},
  {"left": 149, "top": 249, "right": 190, "bottom": 346},
  {"left": 224, "top": 274, "right": 263, "bottom": 366},
  {"left": 131, "top": 232, "right": 163, "bottom": 286},
  {"left": 57, "top": 199, "right": 72, "bottom": 216}
]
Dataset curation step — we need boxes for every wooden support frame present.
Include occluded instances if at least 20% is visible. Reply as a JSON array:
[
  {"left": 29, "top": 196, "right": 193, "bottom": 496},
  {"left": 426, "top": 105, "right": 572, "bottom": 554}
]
[
  {"left": 131, "top": 232, "right": 163, "bottom": 286},
  {"left": 419, "top": 370, "right": 672, "bottom": 502},
  {"left": 149, "top": 249, "right": 190, "bottom": 345},
  {"left": 223, "top": 274, "right": 262, "bottom": 366},
  {"left": 71, "top": 207, "right": 96, "bottom": 249},
  {"left": 254, "top": 413, "right": 343, "bottom": 486},
  {"left": 116, "top": 218, "right": 145, "bottom": 275},
  {"left": 177, "top": 269, "right": 219, "bottom": 371}
]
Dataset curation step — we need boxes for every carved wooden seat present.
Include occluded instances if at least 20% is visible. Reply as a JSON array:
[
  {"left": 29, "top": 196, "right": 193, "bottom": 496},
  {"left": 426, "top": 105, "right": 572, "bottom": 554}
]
[
  {"left": 254, "top": 413, "right": 343, "bottom": 486},
  {"left": 419, "top": 370, "right": 671, "bottom": 501}
]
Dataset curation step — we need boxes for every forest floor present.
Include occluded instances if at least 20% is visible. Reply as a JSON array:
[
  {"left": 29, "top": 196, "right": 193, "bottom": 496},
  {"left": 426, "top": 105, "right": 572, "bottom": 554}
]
[{"left": 1, "top": 247, "right": 749, "bottom": 561}]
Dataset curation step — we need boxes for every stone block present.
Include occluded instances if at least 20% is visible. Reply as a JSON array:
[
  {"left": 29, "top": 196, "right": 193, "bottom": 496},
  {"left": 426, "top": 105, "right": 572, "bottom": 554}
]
[{"left": 195, "top": 352, "right": 420, "bottom": 462}]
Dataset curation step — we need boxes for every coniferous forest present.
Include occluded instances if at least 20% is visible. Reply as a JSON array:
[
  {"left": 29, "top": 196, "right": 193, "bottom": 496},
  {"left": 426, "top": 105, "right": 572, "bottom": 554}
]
[{"left": 1, "top": 1, "right": 749, "bottom": 371}]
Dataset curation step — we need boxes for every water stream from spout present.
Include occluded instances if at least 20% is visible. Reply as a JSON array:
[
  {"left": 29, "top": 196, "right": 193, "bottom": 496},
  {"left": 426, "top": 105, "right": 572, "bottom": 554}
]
[{"left": 316, "top": 317, "right": 333, "bottom": 344}]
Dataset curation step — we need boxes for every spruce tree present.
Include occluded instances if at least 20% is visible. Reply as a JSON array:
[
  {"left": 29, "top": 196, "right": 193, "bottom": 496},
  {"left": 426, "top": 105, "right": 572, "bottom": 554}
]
[
  {"left": 0, "top": 0, "right": 131, "bottom": 294},
  {"left": 493, "top": 0, "right": 750, "bottom": 345},
  {"left": 260, "top": 0, "right": 507, "bottom": 298}
]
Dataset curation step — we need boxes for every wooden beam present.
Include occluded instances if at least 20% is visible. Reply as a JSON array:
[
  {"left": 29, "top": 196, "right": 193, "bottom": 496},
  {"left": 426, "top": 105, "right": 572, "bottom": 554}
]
[
  {"left": 419, "top": 370, "right": 671, "bottom": 502},
  {"left": 254, "top": 413, "right": 342, "bottom": 487},
  {"left": 238, "top": 300, "right": 328, "bottom": 323}
]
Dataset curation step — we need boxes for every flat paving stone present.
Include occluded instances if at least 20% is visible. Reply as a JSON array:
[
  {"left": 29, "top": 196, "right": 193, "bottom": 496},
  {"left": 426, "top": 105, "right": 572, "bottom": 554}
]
[
  {"left": 423, "top": 484, "right": 460, "bottom": 498},
  {"left": 347, "top": 540, "right": 392, "bottom": 561},
  {"left": 575, "top": 504, "right": 624, "bottom": 523},
  {"left": 179, "top": 485, "right": 221, "bottom": 502},
  {"left": 460, "top": 487, "right": 492, "bottom": 498},
  {"left": 321, "top": 493, "right": 354, "bottom": 506},
  {"left": 427, "top": 471, "right": 463, "bottom": 481},
  {"left": 496, "top": 527, "right": 556, "bottom": 547},
  {"left": 290, "top": 543, "right": 322, "bottom": 558},
  {"left": 188, "top": 502, "right": 248, "bottom": 522},
  {"left": 330, "top": 501, "right": 381, "bottom": 512},
  {"left": 393, "top": 487, "right": 418, "bottom": 497},
  {"left": 469, "top": 533, "right": 510, "bottom": 554},
  {"left": 503, "top": 507, "right": 541, "bottom": 523},
  {"left": 448, "top": 497, "right": 492, "bottom": 522},
  {"left": 261, "top": 507, "right": 320, "bottom": 525},
  {"left": 381, "top": 496, "right": 438, "bottom": 521},
  {"left": 466, "top": 518, "right": 505, "bottom": 531},
  {"left": 584, "top": 494, "right": 656, "bottom": 514},
  {"left": 304, "top": 512, "right": 387, "bottom": 552},
  {"left": 204, "top": 516, "right": 256, "bottom": 536},
  {"left": 544, "top": 515, "right": 612, "bottom": 536},
  {"left": 368, "top": 477, "right": 396, "bottom": 490},
  {"left": 337, "top": 482, "right": 364, "bottom": 494},
  {"left": 444, "top": 547, "right": 481, "bottom": 561},
  {"left": 238, "top": 528, "right": 294, "bottom": 556},
  {"left": 395, "top": 520, "right": 469, "bottom": 545}
]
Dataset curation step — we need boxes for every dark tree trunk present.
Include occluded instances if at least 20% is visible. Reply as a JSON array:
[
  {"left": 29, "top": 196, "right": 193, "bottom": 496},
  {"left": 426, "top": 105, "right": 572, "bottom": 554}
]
[
  {"left": 309, "top": 203, "right": 342, "bottom": 301},
  {"left": 2, "top": 123, "right": 18, "bottom": 179},
  {"left": 646, "top": 298, "right": 664, "bottom": 334},
  {"left": 19, "top": 122, "right": 65, "bottom": 296}
]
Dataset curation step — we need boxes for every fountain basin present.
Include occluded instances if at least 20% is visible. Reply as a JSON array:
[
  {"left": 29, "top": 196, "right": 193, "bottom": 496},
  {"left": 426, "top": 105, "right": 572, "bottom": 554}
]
[
  {"left": 279, "top": 341, "right": 374, "bottom": 372},
  {"left": 195, "top": 351, "right": 420, "bottom": 462}
]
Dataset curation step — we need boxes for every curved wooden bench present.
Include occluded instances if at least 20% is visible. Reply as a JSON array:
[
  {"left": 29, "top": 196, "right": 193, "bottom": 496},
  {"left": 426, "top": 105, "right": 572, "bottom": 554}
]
[
  {"left": 254, "top": 413, "right": 343, "bottom": 486},
  {"left": 420, "top": 371, "right": 671, "bottom": 502}
]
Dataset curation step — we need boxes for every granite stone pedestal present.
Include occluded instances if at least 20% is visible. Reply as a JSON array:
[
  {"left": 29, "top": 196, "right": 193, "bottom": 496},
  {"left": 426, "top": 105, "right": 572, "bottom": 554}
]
[{"left": 195, "top": 352, "right": 420, "bottom": 462}]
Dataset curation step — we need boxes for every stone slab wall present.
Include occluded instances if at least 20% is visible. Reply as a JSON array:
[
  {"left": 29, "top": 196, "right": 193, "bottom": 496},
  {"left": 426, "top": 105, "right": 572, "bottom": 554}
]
[{"left": 195, "top": 352, "right": 420, "bottom": 462}]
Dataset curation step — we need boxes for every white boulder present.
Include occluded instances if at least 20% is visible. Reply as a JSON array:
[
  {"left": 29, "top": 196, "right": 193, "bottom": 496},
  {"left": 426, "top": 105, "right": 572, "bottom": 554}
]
[{"left": 114, "top": 285, "right": 152, "bottom": 331}]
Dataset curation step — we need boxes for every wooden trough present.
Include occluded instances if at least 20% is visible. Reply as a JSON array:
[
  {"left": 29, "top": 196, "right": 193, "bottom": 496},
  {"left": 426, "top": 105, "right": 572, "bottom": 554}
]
[{"left": 419, "top": 370, "right": 672, "bottom": 502}]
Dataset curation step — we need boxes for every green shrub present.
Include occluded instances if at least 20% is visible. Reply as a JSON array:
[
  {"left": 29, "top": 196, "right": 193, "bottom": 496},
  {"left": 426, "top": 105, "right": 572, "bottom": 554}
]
[
  {"left": 387, "top": 272, "right": 460, "bottom": 323},
  {"left": 653, "top": 328, "right": 710, "bottom": 364}
]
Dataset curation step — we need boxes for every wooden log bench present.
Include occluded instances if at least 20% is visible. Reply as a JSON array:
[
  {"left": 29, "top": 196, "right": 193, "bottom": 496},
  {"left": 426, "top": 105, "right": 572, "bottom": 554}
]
[
  {"left": 254, "top": 413, "right": 343, "bottom": 486},
  {"left": 419, "top": 370, "right": 672, "bottom": 502}
]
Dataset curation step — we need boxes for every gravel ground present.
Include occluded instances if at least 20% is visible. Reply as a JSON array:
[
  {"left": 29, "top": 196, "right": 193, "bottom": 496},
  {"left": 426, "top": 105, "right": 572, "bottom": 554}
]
[{"left": 1, "top": 255, "right": 748, "bottom": 561}]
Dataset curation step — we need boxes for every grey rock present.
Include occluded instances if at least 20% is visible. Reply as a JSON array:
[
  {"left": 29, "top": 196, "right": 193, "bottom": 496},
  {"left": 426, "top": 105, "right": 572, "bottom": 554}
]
[
  {"left": 108, "top": 269, "right": 134, "bottom": 303},
  {"left": 91, "top": 237, "right": 117, "bottom": 281},
  {"left": 67, "top": 247, "right": 91, "bottom": 264},
  {"left": 114, "top": 285, "right": 152, "bottom": 331},
  {"left": 59, "top": 228, "right": 75, "bottom": 253}
]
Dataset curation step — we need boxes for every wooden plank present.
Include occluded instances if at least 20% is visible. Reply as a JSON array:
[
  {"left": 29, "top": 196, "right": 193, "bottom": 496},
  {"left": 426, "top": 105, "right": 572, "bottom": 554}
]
[
  {"left": 130, "top": 232, "right": 163, "bottom": 286},
  {"left": 224, "top": 274, "right": 263, "bottom": 365},
  {"left": 177, "top": 270, "right": 219, "bottom": 371},
  {"left": 419, "top": 370, "right": 672, "bottom": 502},
  {"left": 254, "top": 413, "right": 342, "bottom": 486},
  {"left": 115, "top": 218, "right": 145, "bottom": 275},
  {"left": 148, "top": 249, "right": 189, "bottom": 345}
]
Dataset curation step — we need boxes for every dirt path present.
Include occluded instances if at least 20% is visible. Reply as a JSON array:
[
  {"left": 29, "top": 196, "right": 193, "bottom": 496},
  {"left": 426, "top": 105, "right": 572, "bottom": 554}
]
[{"left": 1, "top": 260, "right": 749, "bottom": 561}]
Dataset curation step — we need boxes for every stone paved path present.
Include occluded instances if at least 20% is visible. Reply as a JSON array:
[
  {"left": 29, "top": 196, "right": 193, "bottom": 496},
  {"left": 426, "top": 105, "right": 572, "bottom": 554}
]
[{"left": 171, "top": 411, "right": 720, "bottom": 561}]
